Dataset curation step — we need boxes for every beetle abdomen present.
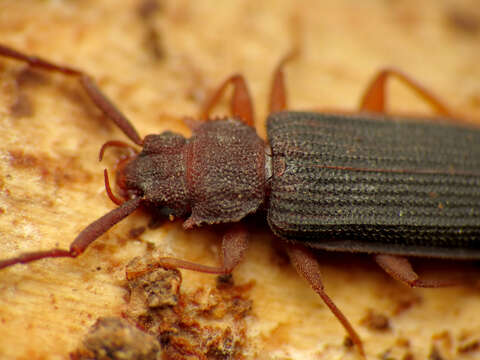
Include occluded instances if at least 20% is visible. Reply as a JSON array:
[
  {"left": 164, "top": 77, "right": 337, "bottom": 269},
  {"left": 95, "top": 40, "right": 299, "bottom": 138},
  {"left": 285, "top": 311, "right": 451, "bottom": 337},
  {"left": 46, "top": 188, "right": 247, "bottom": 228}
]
[{"left": 267, "top": 112, "right": 480, "bottom": 259}]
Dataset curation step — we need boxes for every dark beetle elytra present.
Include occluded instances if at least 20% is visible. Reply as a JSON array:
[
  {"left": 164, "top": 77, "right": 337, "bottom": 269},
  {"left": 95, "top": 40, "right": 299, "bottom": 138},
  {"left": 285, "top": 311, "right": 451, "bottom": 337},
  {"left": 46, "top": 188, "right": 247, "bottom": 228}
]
[
  {"left": 1, "top": 44, "right": 480, "bottom": 358},
  {"left": 268, "top": 112, "right": 480, "bottom": 258}
]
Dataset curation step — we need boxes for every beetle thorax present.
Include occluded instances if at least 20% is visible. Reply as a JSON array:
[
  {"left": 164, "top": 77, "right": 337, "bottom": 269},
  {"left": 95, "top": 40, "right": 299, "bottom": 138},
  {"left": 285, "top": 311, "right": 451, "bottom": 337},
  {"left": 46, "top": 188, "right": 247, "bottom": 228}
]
[{"left": 121, "top": 119, "right": 266, "bottom": 229}]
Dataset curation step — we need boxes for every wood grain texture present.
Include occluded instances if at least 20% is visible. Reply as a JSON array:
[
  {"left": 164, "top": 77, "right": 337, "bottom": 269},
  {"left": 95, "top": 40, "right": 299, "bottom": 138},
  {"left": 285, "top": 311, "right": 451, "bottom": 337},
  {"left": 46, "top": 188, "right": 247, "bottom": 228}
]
[{"left": 1, "top": 0, "right": 480, "bottom": 359}]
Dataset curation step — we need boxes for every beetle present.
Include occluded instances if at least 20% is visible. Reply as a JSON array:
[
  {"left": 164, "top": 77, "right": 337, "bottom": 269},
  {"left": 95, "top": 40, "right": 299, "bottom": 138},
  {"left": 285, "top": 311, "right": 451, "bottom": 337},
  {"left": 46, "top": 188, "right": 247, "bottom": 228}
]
[{"left": 1, "top": 44, "right": 480, "bottom": 358}]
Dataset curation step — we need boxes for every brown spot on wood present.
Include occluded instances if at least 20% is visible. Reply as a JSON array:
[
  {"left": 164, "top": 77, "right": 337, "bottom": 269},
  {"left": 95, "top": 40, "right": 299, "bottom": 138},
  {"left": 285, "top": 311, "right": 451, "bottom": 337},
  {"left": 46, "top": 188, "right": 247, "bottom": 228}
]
[
  {"left": 396, "top": 337, "right": 411, "bottom": 348},
  {"left": 5, "top": 67, "right": 48, "bottom": 118},
  {"left": 143, "top": 27, "right": 165, "bottom": 60},
  {"left": 10, "top": 92, "right": 33, "bottom": 118},
  {"left": 8, "top": 149, "right": 39, "bottom": 168},
  {"left": 128, "top": 226, "right": 146, "bottom": 239},
  {"left": 7, "top": 149, "right": 94, "bottom": 187},
  {"left": 428, "top": 345, "right": 445, "bottom": 360},
  {"left": 216, "top": 274, "right": 234, "bottom": 289},
  {"left": 392, "top": 8, "right": 421, "bottom": 30},
  {"left": 16, "top": 67, "right": 49, "bottom": 87},
  {"left": 446, "top": 9, "right": 480, "bottom": 36},
  {"left": 343, "top": 336, "right": 354, "bottom": 350},
  {"left": 457, "top": 339, "right": 480, "bottom": 354},
  {"left": 137, "top": 0, "right": 165, "bottom": 60},
  {"left": 393, "top": 292, "right": 422, "bottom": 315},
  {"left": 137, "top": 0, "right": 162, "bottom": 19},
  {"left": 360, "top": 309, "right": 391, "bottom": 332}
]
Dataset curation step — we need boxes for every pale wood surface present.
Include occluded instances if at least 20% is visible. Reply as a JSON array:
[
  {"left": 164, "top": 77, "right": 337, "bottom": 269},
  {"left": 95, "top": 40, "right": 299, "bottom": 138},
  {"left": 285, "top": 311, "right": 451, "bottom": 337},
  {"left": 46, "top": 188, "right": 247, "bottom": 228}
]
[{"left": 1, "top": 0, "right": 480, "bottom": 359}]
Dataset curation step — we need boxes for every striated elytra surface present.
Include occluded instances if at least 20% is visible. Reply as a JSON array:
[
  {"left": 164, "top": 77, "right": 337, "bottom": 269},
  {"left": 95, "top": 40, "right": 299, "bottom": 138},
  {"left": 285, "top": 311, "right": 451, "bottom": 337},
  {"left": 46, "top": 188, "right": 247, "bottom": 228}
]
[{"left": 267, "top": 112, "right": 480, "bottom": 259}]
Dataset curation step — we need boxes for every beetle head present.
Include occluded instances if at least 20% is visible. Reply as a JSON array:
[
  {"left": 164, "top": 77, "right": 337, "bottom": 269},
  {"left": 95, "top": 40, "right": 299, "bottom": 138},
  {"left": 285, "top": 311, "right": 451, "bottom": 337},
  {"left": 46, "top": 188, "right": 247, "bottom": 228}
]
[{"left": 116, "top": 132, "right": 190, "bottom": 218}]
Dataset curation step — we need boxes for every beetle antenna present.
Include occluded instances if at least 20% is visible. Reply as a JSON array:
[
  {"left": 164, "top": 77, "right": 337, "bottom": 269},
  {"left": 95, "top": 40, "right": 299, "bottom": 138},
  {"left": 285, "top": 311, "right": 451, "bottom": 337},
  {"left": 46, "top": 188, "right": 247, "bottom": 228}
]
[
  {"left": 103, "top": 169, "right": 123, "bottom": 205},
  {"left": 0, "top": 44, "right": 144, "bottom": 146},
  {"left": 99, "top": 140, "right": 139, "bottom": 161},
  {"left": 0, "top": 197, "right": 142, "bottom": 270}
]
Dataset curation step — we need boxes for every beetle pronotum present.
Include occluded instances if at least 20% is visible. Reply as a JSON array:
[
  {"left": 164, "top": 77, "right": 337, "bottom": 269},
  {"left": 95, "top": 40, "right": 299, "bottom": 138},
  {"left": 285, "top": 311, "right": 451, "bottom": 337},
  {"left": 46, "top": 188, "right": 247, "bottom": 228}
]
[{"left": 1, "top": 44, "right": 480, "bottom": 358}]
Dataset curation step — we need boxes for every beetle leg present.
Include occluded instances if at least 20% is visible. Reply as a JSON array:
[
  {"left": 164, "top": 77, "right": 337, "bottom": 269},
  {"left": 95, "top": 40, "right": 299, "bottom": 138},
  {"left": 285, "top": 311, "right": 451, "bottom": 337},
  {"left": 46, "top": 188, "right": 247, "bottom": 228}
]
[
  {"left": 359, "top": 67, "right": 454, "bottom": 118},
  {"left": 268, "top": 50, "right": 299, "bottom": 113},
  {"left": 0, "top": 197, "right": 142, "bottom": 270},
  {"left": 374, "top": 254, "right": 459, "bottom": 288},
  {"left": 0, "top": 44, "right": 143, "bottom": 145},
  {"left": 285, "top": 242, "right": 365, "bottom": 359},
  {"left": 126, "top": 223, "right": 249, "bottom": 279},
  {"left": 199, "top": 74, "right": 255, "bottom": 127}
]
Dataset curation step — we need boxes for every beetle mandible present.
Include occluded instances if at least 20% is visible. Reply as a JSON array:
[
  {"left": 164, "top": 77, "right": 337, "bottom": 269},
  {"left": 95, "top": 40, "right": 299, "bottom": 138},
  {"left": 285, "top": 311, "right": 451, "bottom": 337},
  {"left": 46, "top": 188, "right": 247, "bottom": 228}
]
[{"left": 1, "top": 44, "right": 480, "bottom": 358}]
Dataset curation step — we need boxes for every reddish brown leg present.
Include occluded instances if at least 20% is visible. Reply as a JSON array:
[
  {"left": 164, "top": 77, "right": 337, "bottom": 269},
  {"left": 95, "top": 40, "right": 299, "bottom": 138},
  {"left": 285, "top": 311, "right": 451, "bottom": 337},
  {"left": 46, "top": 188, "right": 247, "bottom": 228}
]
[
  {"left": 375, "top": 254, "right": 459, "bottom": 288},
  {"left": 285, "top": 243, "right": 365, "bottom": 359},
  {"left": 359, "top": 67, "right": 454, "bottom": 118},
  {"left": 126, "top": 224, "right": 249, "bottom": 280},
  {"left": 199, "top": 74, "right": 254, "bottom": 127},
  {"left": 0, "top": 44, "right": 143, "bottom": 145},
  {"left": 268, "top": 50, "right": 299, "bottom": 113},
  {"left": 0, "top": 197, "right": 142, "bottom": 270}
]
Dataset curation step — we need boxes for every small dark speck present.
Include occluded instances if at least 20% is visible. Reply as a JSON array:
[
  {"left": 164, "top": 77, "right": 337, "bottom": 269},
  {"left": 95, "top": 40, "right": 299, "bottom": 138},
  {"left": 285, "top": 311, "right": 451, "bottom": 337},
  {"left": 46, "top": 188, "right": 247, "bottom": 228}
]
[
  {"left": 137, "top": 0, "right": 161, "bottom": 19},
  {"left": 137, "top": 0, "right": 165, "bottom": 60},
  {"left": 96, "top": 266, "right": 102, "bottom": 271},
  {"left": 429, "top": 345, "right": 445, "bottom": 360},
  {"left": 446, "top": 9, "right": 480, "bottom": 35},
  {"left": 343, "top": 336, "right": 354, "bottom": 349},
  {"left": 129, "top": 226, "right": 146, "bottom": 239},
  {"left": 10, "top": 92, "right": 33, "bottom": 118},
  {"left": 216, "top": 274, "right": 234, "bottom": 289},
  {"left": 361, "top": 309, "right": 391, "bottom": 331}
]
